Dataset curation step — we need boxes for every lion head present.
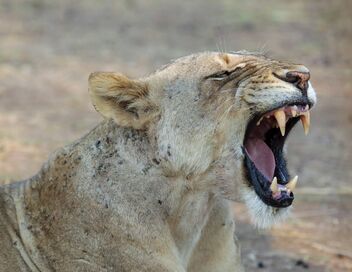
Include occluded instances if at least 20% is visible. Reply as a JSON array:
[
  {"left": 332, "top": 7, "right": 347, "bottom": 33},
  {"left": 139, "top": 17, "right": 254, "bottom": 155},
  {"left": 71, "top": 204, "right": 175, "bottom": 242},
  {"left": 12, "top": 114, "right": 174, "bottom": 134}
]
[{"left": 89, "top": 51, "right": 316, "bottom": 228}]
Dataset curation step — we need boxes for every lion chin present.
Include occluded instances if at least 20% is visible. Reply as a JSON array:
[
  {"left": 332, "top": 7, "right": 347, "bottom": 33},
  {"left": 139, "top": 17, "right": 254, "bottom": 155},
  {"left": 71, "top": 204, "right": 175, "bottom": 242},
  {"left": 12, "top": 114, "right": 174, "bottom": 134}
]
[{"left": 241, "top": 188, "right": 291, "bottom": 229}]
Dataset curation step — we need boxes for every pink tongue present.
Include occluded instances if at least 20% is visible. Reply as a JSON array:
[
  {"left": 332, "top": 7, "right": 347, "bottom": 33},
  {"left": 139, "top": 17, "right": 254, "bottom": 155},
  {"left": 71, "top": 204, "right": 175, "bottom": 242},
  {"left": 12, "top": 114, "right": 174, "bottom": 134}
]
[{"left": 245, "top": 138, "right": 275, "bottom": 180}]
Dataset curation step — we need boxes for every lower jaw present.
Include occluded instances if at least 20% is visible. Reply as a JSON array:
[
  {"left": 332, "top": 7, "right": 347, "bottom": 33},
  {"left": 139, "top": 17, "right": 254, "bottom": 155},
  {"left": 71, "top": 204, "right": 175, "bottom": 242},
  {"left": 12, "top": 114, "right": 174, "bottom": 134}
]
[{"left": 243, "top": 149, "right": 294, "bottom": 208}]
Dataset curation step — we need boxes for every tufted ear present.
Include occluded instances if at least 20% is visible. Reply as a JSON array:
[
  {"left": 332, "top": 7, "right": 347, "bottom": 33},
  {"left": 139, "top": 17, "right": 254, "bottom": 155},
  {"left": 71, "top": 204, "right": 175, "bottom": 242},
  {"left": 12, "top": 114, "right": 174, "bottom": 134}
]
[{"left": 88, "top": 72, "right": 159, "bottom": 129}]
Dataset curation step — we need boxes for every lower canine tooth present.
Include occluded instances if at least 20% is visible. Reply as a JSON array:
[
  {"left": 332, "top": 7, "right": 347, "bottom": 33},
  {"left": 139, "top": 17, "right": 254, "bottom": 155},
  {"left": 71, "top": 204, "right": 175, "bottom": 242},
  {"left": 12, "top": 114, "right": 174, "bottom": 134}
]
[
  {"left": 300, "top": 111, "right": 310, "bottom": 135},
  {"left": 286, "top": 176, "right": 298, "bottom": 191},
  {"left": 270, "top": 177, "right": 278, "bottom": 193}
]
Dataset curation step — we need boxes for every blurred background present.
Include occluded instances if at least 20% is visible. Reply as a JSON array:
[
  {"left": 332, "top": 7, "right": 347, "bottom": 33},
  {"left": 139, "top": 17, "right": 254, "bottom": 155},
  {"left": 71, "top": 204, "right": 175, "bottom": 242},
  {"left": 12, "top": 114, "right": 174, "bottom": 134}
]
[{"left": 0, "top": 0, "right": 351, "bottom": 271}]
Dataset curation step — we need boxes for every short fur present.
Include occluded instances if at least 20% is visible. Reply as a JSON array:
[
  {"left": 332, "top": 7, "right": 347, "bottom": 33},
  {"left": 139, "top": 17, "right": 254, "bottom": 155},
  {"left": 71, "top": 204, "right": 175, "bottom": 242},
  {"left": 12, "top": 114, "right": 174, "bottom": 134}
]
[{"left": 0, "top": 52, "right": 316, "bottom": 271}]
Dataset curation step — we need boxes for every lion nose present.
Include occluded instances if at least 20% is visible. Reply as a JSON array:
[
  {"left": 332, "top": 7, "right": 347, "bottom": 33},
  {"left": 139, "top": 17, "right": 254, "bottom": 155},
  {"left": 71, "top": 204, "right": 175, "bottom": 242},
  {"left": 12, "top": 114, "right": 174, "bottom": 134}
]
[
  {"left": 274, "top": 66, "right": 310, "bottom": 94},
  {"left": 285, "top": 70, "right": 310, "bottom": 93}
]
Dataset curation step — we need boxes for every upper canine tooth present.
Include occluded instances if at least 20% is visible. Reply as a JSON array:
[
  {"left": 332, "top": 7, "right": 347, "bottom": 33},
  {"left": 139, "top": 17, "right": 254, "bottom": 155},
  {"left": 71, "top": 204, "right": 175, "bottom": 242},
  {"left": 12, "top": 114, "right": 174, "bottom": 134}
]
[
  {"left": 286, "top": 176, "right": 298, "bottom": 191},
  {"left": 300, "top": 111, "right": 310, "bottom": 135},
  {"left": 270, "top": 177, "right": 278, "bottom": 193},
  {"left": 274, "top": 109, "right": 286, "bottom": 136}
]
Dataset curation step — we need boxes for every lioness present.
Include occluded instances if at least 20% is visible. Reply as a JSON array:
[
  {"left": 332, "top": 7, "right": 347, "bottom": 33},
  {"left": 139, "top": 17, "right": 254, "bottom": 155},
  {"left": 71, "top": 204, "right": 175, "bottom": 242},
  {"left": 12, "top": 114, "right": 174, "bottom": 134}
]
[{"left": 0, "top": 51, "right": 316, "bottom": 271}]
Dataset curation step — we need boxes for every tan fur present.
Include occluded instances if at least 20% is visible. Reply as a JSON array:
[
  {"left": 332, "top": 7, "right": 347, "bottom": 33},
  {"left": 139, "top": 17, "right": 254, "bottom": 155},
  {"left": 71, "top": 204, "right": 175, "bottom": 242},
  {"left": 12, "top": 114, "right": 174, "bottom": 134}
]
[
  {"left": 89, "top": 72, "right": 160, "bottom": 129},
  {"left": 0, "top": 51, "right": 316, "bottom": 271}
]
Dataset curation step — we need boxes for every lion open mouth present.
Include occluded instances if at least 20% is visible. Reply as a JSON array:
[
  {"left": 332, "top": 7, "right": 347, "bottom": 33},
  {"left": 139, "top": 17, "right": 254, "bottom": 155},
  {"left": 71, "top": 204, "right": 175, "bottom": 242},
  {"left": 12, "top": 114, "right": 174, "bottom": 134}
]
[{"left": 243, "top": 104, "right": 311, "bottom": 208}]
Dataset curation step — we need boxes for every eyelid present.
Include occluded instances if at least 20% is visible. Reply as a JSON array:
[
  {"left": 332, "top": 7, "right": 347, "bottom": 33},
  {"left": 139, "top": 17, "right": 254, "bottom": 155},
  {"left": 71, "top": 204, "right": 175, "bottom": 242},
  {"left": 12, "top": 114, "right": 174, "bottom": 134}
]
[
  {"left": 211, "top": 70, "right": 231, "bottom": 80},
  {"left": 207, "top": 68, "right": 238, "bottom": 80}
]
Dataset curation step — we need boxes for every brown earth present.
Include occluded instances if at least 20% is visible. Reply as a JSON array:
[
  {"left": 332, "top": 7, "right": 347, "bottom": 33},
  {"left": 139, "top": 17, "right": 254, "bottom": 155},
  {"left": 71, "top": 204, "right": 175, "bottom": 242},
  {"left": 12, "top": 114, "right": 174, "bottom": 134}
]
[{"left": 0, "top": 0, "right": 351, "bottom": 271}]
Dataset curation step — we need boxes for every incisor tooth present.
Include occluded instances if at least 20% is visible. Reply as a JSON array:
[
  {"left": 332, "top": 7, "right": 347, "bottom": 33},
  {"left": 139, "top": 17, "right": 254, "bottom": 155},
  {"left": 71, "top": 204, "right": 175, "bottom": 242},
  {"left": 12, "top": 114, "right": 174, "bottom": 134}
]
[
  {"left": 291, "top": 108, "right": 297, "bottom": 117},
  {"left": 270, "top": 177, "right": 278, "bottom": 193},
  {"left": 300, "top": 111, "right": 310, "bottom": 135},
  {"left": 286, "top": 176, "right": 298, "bottom": 191},
  {"left": 274, "top": 109, "right": 286, "bottom": 136},
  {"left": 256, "top": 116, "right": 263, "bottom": 126}
]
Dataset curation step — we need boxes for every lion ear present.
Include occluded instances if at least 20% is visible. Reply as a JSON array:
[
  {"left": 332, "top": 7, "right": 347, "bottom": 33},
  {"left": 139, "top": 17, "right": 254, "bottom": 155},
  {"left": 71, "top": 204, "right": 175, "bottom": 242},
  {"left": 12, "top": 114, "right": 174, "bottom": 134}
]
[{"left": 88, "top": 72, "right": 158, "bottom": 129}]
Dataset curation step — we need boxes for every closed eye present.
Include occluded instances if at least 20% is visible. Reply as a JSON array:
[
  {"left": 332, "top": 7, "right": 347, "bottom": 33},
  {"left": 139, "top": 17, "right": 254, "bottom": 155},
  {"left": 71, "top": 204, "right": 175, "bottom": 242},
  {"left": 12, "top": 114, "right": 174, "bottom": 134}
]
[
  {"left": 205, "top": 65, "right": 245, "bottom": 81},
  {"left": 207, "top": 70, "right": 233, "bottom": 81},
  {"left": 206, "top": 68, "right": 242, "bottom": 81}
]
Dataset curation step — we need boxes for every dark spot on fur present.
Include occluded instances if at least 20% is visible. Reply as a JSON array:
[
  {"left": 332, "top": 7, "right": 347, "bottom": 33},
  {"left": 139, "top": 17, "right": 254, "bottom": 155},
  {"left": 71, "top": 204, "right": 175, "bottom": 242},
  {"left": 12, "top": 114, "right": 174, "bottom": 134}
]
[
  {"left": 142, "top": 164, "right": 152, "bottom": 174},
  {"left": 118, "top": 160, "right": 124, "bottom": 165},
  {"left": 74, "top": 156, "right": 82, "bottom": 164},
  {"left": 158, "top": 200, "right": 162, "bottom": 205},
  {"left": 167, "top": 144, "right": 171, "bottom": 156},
  {"left": 95, "top": 140, "right": 101, "bottom": 148},
  {"left": 152, "top": 158, "right": 160, "bottom": 165}
]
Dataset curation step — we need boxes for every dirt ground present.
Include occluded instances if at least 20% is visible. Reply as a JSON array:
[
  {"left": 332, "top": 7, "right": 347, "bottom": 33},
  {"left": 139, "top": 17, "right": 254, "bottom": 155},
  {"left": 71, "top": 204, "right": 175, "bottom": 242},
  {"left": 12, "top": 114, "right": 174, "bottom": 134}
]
[{"left": 0, "top": 0, "right": 351, "bottom": 271}]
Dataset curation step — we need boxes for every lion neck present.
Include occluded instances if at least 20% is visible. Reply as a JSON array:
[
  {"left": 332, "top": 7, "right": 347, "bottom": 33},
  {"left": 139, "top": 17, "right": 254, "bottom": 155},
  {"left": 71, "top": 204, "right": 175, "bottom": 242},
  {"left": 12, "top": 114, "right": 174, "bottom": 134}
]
[{"left": 20, "top": 120, "right": 232, "bottom": 266}]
